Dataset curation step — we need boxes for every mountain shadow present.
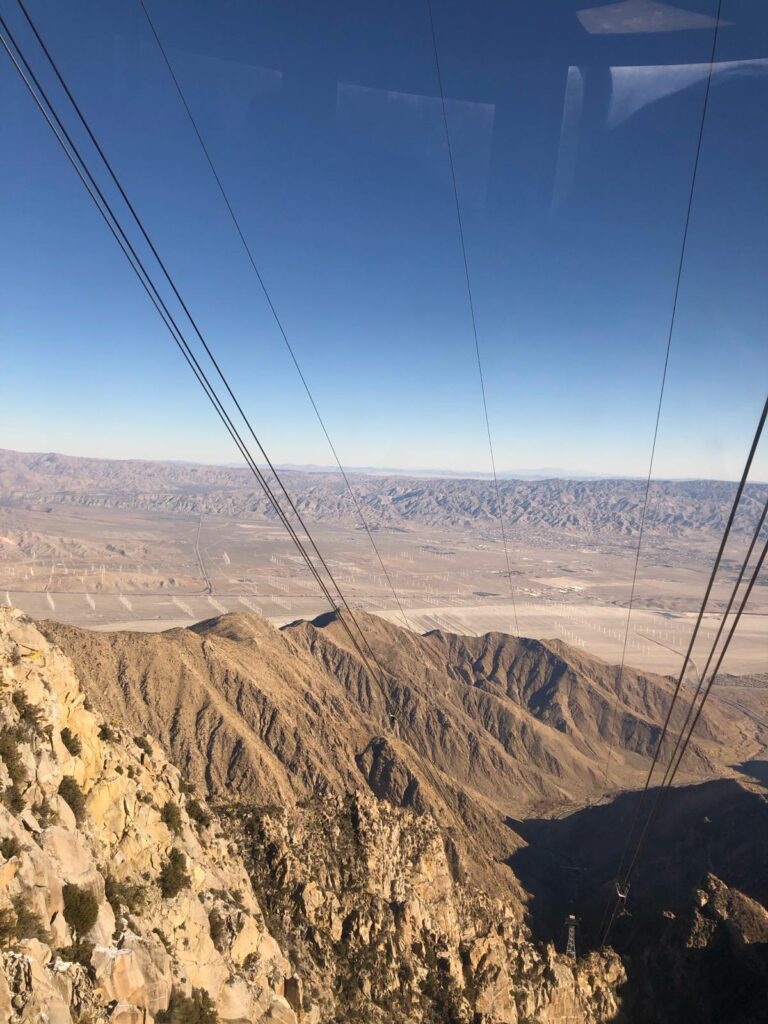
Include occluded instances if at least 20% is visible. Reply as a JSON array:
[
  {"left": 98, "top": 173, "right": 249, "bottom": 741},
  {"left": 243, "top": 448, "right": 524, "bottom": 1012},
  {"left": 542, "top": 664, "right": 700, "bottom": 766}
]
[{"left": 508, "top": 777, "right": 768, "bottom": 950}]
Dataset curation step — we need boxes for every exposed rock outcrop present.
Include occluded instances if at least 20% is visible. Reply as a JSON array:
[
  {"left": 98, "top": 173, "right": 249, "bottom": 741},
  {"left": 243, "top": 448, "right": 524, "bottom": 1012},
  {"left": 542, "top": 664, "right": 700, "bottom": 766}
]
[
  {"left": 613, "top": 874, "right": 768, "bottom": 1024},
  {"left": 0, "top": 608, "right": 297, "bottom": 1023},
  {"left": 225, "top": 793, "right": 625, "bottom": 1023}
]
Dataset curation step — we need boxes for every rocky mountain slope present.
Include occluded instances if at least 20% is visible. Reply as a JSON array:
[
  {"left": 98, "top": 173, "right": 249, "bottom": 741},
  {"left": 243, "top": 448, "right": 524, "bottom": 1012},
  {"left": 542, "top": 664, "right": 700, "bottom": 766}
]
[
  {"left": 0, "top": 607, "right": 297, "bottom": 1023},
  {"left": 616, "top": 873, "right": 768, "bottom": 1024},
  {"left": 0, "top": 607, "right": 632, "bottom": 1023},
  {"left": 41, "top": 611, "right": 765, "bottom": 903},
  {"left": 3, "top": 448, "right": 766, "bottom": 539}
]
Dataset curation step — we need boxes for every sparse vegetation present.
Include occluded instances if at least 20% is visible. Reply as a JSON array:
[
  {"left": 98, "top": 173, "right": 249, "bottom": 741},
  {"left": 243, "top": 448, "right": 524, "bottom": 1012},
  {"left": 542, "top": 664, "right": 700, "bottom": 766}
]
[
  {"left": 58, "top": 938, "right": 95, "bottom": 969},
  {"left": 0, "top": 726, "right": 28, "bottom": 812},
  {"left": 62, "top": 883, "right": 99, "bottom": 938},
  {"left": 156, "top": 987, "right": 218, "bottom": 1024},
  {"left": 420, "top": 945, "right": 465, "bottom": 1024},
  {"left": 104, "top": 874, "right": 146, "bottom": 920},
  {"left": 0, "top": 895, "right": 49, "bottom": 945},
  {"left": 12, "top": 690, "right": 44, "bottom": 732},
  {"left": 208, "top": 908, "right": 226, "bottom": 951},
  {"left": 98, "top": 723, "right": 115, "bottom": 741},
  {"left": 153, "top": 926, "right": 172, "bottom": 952},
  {"left": 33, "top": 797, "right": 58, "bottom": 828},
  {"left": 161, "top": 800, "right": 183, "bottom": 835},
  {"left": 187, "top": 798, "right": 211, "bottom": 829},
  {"left": 159, "top": 848, "right": 190, "bottom": 898},
  {"left": 58, "top": 775, "right": 86, "bottom": 823},
  {"left": 13, "top": 905, "right": 45, "bottom": 948},
  {"left": 134, "top": 735, "right": 152, "bottom": 756},
  {"left": 0, "top": 906, "right": 15, "bottom": 947},
  {"left": 0, "top": 836, "right": 21, "bottom": 860},
  {"left": 60, "top": 727, "right": 82, "bottom": 757}
]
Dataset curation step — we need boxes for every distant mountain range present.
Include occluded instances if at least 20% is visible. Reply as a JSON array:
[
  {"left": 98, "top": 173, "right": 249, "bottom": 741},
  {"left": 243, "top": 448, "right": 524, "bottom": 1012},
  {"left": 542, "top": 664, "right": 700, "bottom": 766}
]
[
  {"left": 2, "top": 447, "right": 766, "bottom": 539},
  {"left": 272, "top": 463, "right": 609, "bottom": 480}
]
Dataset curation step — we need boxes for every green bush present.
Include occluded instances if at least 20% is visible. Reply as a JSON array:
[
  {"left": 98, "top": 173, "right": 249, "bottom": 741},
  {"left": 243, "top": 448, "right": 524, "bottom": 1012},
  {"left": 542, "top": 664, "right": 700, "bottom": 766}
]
[
  {"left": 187, "top": 799, "right": 211, "bottom": 829},
  {"left": 0, "top": 836, "right": 21, "bottom": 860},
  {"left": 208, "top": 908, "right": 226, "bottom": 951},
  {"left": 0, "top": 895, "right": 50, "bottom": 945},
  {"left": 0, "top": 727, "right": 27, "bottom": 813},
  {"left": 58, "top": 939, "right": 94, "bottom": 968},
  {"left": 161, "top": 801, "right": 183, "bottom": 835},
  {"left": 62, "top": 884, "right": 99, "bottom": 938},
  {"left": 12, "top": 691, "right": 44, "bottom": 733},
  {"left": 156, "top": 987, "right": 218, "bottom": 1024},
  {"left": 134, "top": 736, "right": 152, "bottom": 756},
  {"left": 159, "top": 849, "right": 190, "bottom": 899},
  {"left": 98, "top": 723, "right": 115, "bottom": 742},
  {"left": 104, "top": 874, "right": 146, "bottom": 920},
  {"left": 58, "top": 776, "right": 86, "bottom": 823},
  {"left": 60, "top": 728, "right": 82, "bottom": 757}
]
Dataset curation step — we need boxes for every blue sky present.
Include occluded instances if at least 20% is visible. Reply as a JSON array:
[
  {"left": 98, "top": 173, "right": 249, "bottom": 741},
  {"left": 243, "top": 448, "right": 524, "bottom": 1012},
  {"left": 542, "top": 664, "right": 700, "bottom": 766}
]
[{"left": 1, "top": 0, "right": 767, "bottom": 479}]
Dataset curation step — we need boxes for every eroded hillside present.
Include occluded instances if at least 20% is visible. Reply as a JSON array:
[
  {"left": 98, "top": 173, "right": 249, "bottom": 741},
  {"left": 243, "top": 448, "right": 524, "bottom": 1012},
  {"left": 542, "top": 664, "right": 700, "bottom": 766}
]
[
  {"left": 43, "top": 612, "right": 763, "bottom": 840},
  {"left": 0, "top": 607, "right": 631, "bottom": 1023}
]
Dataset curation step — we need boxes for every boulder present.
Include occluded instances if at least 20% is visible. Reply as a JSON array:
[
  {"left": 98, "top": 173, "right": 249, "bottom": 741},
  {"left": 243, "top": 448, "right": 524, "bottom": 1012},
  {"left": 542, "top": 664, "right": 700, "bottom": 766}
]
[{"left": 92, "top": 934, "right": 172, "bottom": 1013}]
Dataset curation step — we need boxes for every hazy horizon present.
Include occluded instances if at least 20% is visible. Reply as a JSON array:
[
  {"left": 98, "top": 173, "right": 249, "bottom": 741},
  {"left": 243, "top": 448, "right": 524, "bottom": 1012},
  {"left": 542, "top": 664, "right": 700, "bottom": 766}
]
[{"left": 3, "top": 444, "right": 767, "bottom": 485}]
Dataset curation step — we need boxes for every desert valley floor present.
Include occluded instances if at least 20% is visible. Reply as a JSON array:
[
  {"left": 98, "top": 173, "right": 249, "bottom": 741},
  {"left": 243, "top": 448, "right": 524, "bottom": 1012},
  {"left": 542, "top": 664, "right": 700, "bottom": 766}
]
[
  {"left": 2, "top": 502, "right": 766, "bottom": 677},
  {"left": 1, "top": 451, "right": 765, "bottom": 681}
]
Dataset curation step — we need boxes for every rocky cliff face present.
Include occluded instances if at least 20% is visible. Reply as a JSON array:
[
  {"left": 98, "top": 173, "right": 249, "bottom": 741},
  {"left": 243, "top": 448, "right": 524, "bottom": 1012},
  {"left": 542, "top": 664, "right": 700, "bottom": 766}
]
[
  {"left": 224, "top": 793, "right": 625, "bottom": 1024},
  {"left": 0, "top": 608, "right": 627, "bottom": 1023},
  {"left": 0, "top": 608, "right": 298, "bottom": 1023},
  {"left": 613, "top": 874, "right": 768, "bottom": 1024}
]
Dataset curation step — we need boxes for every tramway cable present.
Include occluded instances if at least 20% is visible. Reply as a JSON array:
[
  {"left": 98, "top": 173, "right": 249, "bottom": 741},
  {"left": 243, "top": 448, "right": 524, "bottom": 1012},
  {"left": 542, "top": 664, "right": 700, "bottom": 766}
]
[
  {"left": 0, "top": 15, "right": 364, "bottom": 677},
  {"left": 661, "top": 530, "right": 768, "bottom": 792},
  {"left": 599, "top": 0, "right": 724, "bottom": 794},
  {"left": 620, "top": 496, "right": 768, "bottom": 880},
  {"left": 10, "top": 0, "right": 375, "bottom": 674},
  {"left": 426, "top": 0, "right": 519, "bottom": 636},
  {"left": 137, "top": 0, "right": 411, "bottom": 632},
  {"left": 0, "top": 7, "right": 400, "bottom": 724},
  {"left": 656, "top": 490, "right": 768, "bottom": 794},
  {"left": 599, "top": 391, "right": 768, "bottom": 945},
  {"left": 10, "top": 0, "right": 394, "bottom": 690},
  {"left": 601, "top": 515, "right": 768, "bottom": 947}
]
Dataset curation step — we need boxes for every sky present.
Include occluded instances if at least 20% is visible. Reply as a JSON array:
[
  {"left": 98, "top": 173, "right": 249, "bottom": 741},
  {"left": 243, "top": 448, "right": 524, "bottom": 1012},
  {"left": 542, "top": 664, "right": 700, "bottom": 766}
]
[{"left": 1, "top": 0, "right": 767, "bottom": 480}]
